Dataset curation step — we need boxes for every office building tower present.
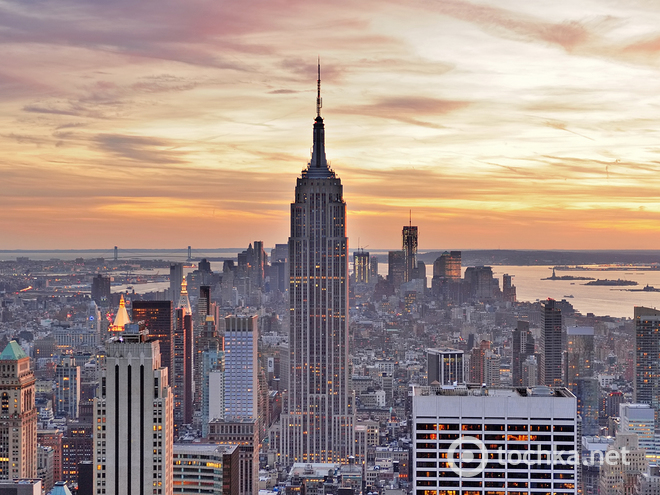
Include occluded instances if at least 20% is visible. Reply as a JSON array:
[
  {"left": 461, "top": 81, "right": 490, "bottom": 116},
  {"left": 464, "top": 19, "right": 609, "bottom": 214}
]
[
  {"left": 199, "top": 258, "right": 211, "bottom": 274},
  {"left": 427, "top": 348, "right": 464, "bottom": 385},
  {"left": 170, "top": 263, "right": 184, "bottom": 303},
  {"left": 208, "top": 421, "right": 258, "bottom": 495},
  {"left": 0, "top": 341, "right": 37, "bottom": 480},
  {"left": 193, "top": 285, "right": 211, "bottom": 410},
  {"left": 281, "top": 66, "right": 352, "bottom": 466},
  {"left": 132, "top": 300, "right": 174, "bottom": 384},
  {"left": 599, "top": 433, "right": 649, "bottom": 495},
  {"left": 173, "top": 281, "right": 193, "bottom": 432},
  {"left": 253, "top": 241, "right": 266, "bottom": 289},
  {"left": 512, "top": 320, "right": 535, "bottom": 387},
  {"left": 91, "top": 275, "right": 111, "bottom": 306},
  {"left": 464, "top": 265, "right": 499, "bottom": 300},
  {"left": 502, "top": 273, "right": 516, "bottom": 302},
  {"left": 37, "top": 445, "right": 54, "bottom": 492},
  {"left": 540, "top": 298, "right": 564, "bottom": 386},
  {"left": 61, "top": 424, "right": 93, "bottom": 485},
  {"left": 55, "top": 356, "right": 81, "bottom": 419},
  {"left": 353, "top": 250, "right": 370, "bottom": 284},
  {"left": 566, "top": 326, "right": 597, "bottom": 434},
  {"left": 220, "top": 315, "right": 258, "bottom": 495},
  {"left": 565, "top": 326, "right": 595, "bottom": 389},
  {"left": 369, "top": 256, "right": 379, "bottom": 280},
  {"left": 412, "top": 384, "right": 578, "bottom": 495},
  {"left": 432, "top": 251, "right": 461, "bottom": 280},
  {"left": 0, "top": 480, "right": 41, "bottom": 495},
  {"left": 387, "top": 251, "right": 406, "bottom": 288},
  {"left": 37, "top": 429, "right": 62, "bottom": 484},
  {"left": 224, "top": 316, "right": 258, "bottom": 422},
  {"left": 271, "top": 244, "right": 288, "bottom": 263},
  {"left": 619, "top": 403, "right": 656, "bottom": 459},
  {"left": 469, "top": 340, "right": 500, "bottom": 386},
  {"left": 402, "top": 224, "right": 418, "bottom": 283},
  {"left": 635, "top": 307, "right": 660, "bottom": 420},
  {"left": 522, "top": 355, "right": 539, "bottom": 386},
  {"left": 94, "top": 329, "right": 173, "bottom": 495},
  {"left": 172, "top": 444, "right": 239, "bottom": 495},
  {"left": 200, "top": 315, "right": 223, "bottom": 439}
]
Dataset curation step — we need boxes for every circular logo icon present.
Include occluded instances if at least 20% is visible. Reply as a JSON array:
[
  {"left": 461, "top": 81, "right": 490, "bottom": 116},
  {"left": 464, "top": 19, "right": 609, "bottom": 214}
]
[{"left": 447, "top": 435, "right": 488, "bottom": 477}]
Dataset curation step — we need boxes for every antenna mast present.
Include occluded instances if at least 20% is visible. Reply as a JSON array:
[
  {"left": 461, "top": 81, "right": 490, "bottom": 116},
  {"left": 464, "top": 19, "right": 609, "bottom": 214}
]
[{"left": 316, "top": 57, "right": 322, "bottom": 117}]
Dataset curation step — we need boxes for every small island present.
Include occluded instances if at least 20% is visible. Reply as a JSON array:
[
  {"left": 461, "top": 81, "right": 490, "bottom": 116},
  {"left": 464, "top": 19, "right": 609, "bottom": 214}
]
[
  {"left": 583, "top": 279, "right": 638, "bottom": 286},
  {"left": 542, "top": 269, "right": 595, "bottom": 281}
]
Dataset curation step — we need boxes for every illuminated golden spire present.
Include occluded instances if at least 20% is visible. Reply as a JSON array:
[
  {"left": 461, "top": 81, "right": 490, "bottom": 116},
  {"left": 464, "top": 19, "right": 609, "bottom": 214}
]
[{"left": 111, "top": 294, "right": 131, "bottom": 331}]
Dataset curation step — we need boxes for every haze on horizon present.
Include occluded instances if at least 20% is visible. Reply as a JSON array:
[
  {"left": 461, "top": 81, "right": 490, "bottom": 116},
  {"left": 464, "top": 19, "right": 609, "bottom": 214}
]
[{"left": 3, "top": 0, "right": 660, "bottom": 251}]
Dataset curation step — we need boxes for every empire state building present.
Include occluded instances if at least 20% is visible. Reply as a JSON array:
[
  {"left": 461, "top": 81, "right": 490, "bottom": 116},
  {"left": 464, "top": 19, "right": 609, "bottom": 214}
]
[{"left": 280, "top": 66, "right": 353, "bottom": 465}]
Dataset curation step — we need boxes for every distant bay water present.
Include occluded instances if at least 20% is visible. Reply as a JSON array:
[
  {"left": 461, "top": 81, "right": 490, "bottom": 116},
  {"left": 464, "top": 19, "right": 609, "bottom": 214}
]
[{"left": 1, "top": 250, "right": 656, "bottom": 318}]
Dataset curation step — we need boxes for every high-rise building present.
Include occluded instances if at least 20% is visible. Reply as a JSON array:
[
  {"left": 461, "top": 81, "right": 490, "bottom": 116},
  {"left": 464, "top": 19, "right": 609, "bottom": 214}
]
[
  {"left": 172, "top": 444, "right": 239, "bottom": 495},
  {"left": 223, "top": 315, "right": 258, "bottom": 495},
  {"left": 635, "top": 307, "right": 660, "bottom": 419},
  {"left": 37, "top": 430, "right": 62, "bottom": 484},
  {"left": 281, "top": 66, "right": 352, "bottom": 466},
  {"left": 91, "top": 275, "right": 111, "bottom": 306},
  {"left": 55, "top": 356, "right": 81, "bottom": 419},
  {"left": 566, "top": 326, "right": 598, "bottom": 434},
  {"left": 599, "top": 433, "right": 648, "bottom": 495},
  {"left": 565, "top": 326, "right": 595, "bottom": 389},
  {"left": 464, "top": 265, "right": 499, "bottom": 300},
  {"left": 412, "top": 384, "right": 578, "bottom": 495},
  {"left": 369, "top": 256, "right": 379, "bottom": 281},
  {"left": 619, "top": 403, "right": 656, "bottom": 459},
  {"left": 173, "top": 281, "right": 193, "bottom": 432},
  {"left": 61, "top": 424, "right": 93, "bottom": 485},
  {"left": 502, "top": 273, "right": 516, "bottom": 302},
  {"left": 469, "top": 340, "right": 500, "bottom": 386},
  {"left": 402, "top": 224, "right": 418, "bottom": 283},
  {"left": 432, "top": 251, "right": 461, "bottom": 280},
  {"left": 93, "top": 329, "right": 173, "bottom": 495},
  {"left": 224, "top": 316, "right": 258, "bottom": 422},
  {"left": 353, "top": 250, "right": 370, "bottom": 284},
  {"left": 0, "top": 341, "right": 37, "bottom": 480},
  {"left": 427, "top": 348, "right": 464, "bottom": 385},
  {"left": 170, "top": 263, "right": 184, "bottom": 303},
  {"left": 512, "top": 320, "right": 535, "bottom": 387},
  {"left": 193, "top": 285, "right": 211, "bottom": 411},
  {"left": 522, "top": 355, "right": 539, "bottom": 386},
  {"left": 387, "top": 251, "right": 406, "bottom": 288},
  {"left": 132, "top": 300, "right": 174, "bottom": 383},
  {"left": 540, "top": 298, "right": 564, "bottom": 386}
]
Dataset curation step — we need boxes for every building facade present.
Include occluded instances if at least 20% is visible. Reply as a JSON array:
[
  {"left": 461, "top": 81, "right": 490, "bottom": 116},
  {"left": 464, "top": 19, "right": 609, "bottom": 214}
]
[
  {"left": 93, "top": 330, "right": 173, "bottom": 495},
  {"left": 0, "top": 341, "right": 37, "bottom": 480},
  {"left": 412, "top": 385, "right": 578, "bottom": 495},
  {"left": 281, "top": 69, "right": 352, "bottom": 466},
  {"left": 540, "top": 298, "right": 564, "bottom": 386},
  {"left": 427, "top": 348, "right": 464, "bottom": 386}
]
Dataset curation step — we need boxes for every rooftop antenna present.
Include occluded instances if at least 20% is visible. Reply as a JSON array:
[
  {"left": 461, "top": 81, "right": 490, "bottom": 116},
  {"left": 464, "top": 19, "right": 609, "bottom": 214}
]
[
  {"left": 409, "top": 209, "right": 412, "bottom": 228},
  {"left": 316, "top": 57, "right": 322, "bottom": 118}
]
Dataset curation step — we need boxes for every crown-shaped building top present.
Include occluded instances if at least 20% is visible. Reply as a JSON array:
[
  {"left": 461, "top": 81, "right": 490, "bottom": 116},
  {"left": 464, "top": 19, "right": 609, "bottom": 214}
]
[
  {"left": 177, "top": 278, "right": 192, "bottom": 315},
  {"left": 304, "top": 60, "right": 334, "bottom": 179},
  {"left": 111, "top": 294, "right": 131, "bottom": 331}
]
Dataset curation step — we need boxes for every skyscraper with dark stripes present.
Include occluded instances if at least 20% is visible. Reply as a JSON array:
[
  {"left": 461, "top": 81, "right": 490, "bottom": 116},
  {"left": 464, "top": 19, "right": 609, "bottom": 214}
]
[
  {"left": 280, "top": 65, "right": 353, "bottom": 465},
  {"left": 93, "top": 329, "right": 173, "bottom": 495}
]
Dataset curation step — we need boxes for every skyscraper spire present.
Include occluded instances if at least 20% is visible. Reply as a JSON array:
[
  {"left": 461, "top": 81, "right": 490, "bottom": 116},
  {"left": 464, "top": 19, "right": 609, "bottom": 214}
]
[{"left": 316, "top": 57, "right": 322, "bottom": 118}]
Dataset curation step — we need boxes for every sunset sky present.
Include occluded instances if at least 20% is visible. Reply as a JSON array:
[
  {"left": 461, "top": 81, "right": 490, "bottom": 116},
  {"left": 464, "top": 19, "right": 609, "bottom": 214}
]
[{"left": 3, "top": 0, "right": 660, "bottom": 250}]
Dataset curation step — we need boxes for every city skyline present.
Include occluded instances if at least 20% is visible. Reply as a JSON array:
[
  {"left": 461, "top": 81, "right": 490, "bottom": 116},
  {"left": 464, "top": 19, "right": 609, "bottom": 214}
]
[{"left": 4, "top": 0, "right": 660, "bottom": 249}]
